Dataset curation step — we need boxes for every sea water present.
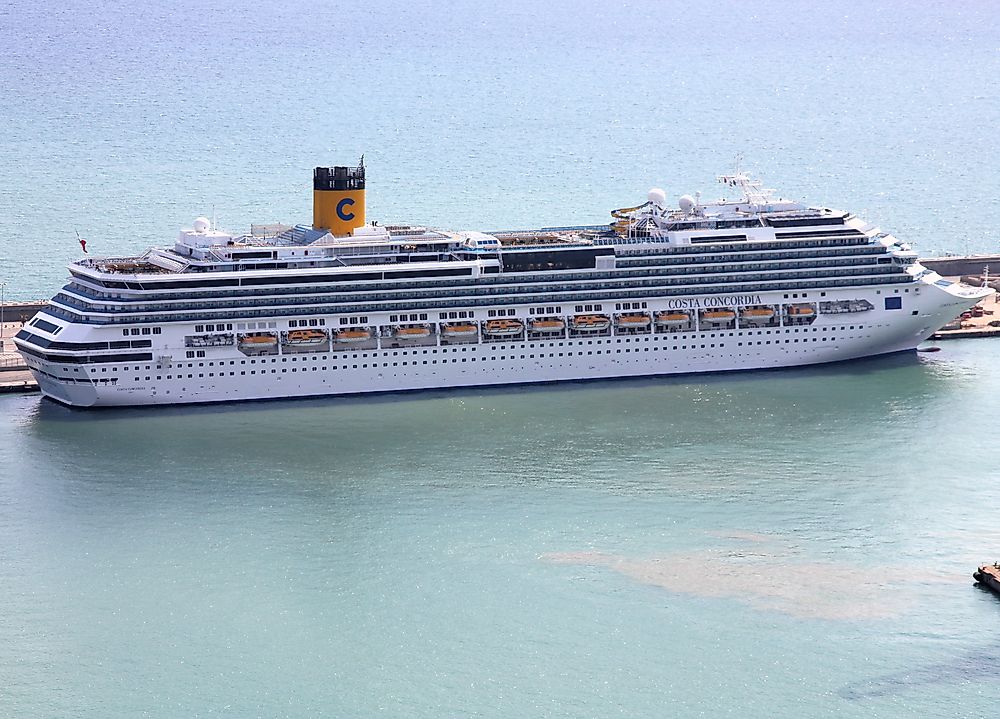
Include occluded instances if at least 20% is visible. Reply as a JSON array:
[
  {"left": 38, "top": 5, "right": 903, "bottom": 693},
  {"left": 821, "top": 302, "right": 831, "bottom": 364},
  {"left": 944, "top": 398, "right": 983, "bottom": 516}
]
[{"left": 2, "top": 1, "right": 1000, "bottom": 716}]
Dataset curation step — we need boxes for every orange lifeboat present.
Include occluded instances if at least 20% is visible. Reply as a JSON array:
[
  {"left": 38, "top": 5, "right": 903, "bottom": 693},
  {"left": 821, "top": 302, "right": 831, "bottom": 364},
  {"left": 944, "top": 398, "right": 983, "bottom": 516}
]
[
  {"left": 335, "top": 328, "right": 372, "bottom": 343},
  {"left": 786, "top": 305, "right": 816, "bottom": 317},
  {"left": 529, "top": 318, "right": 566, "bottom": 333},
  {"left": 655, "top": 311, "right": 690, "bottom": 327},
  {"left": 616, "top": 313, "right": 651, "bottom": 328},
  {"left": 442, "top": 323, "right": 478, "bottom": 337},
  {"left": 570, "top": 314, "right": 611, "bottom": 332},
  {"left": 739, "top": 307, "right": 775, "bottom": 323},
  {"left": 395, "top": 325, "right": 432, "bottom": 339},
  {"left": 286, "top": 329, "right": 328, "bottom": 345},
  {"left": 701, "top": 309, "right": 736, "bottom": 322},
  {"left": 239, "top": 333, "right": 277, "bottom": 348},
  {"left": 484, "top": 319, "right": 524, "bottom": 336}
]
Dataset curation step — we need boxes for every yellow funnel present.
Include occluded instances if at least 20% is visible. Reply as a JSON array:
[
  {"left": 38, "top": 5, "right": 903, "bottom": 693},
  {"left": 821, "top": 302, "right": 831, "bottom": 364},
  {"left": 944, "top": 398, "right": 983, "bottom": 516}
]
[{"left": 313, "top": 164, "right": 366, "bottom": 235}]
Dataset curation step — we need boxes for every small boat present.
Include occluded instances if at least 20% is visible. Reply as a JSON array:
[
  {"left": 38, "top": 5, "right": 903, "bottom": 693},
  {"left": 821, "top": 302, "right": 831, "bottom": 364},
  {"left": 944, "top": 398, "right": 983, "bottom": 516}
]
[
  {"left": 239, "top": 333, "right": 277, "bottom": 348},
  {"left": 701, "top": 309, "right": 736, "bottom": 322},
  {"left": 395, "top": 325, "right": 432, "bottom": 339},
  {"left": 484, "top": 319, "right": 524, "bottom": 336},
  {"left": 335, "top": 328, "right": 372, "bottom": 343},
  {"left": 529, "top": 318, "right": 565, "bottom": 333},
  {"left": 441, "top": 323, "right": 478, "bottom": 337},
  {"left": 616, "top": 314, "right": 651, "bottom": 328},
  {"left": 655, "top": 311, "right": 690, "bottom": 327},
  {"left": 975, "top": 564, "right": 1000, "bottom": 596},
  {"left": 739, "top": 307, "right": 775, "bottom": 322},
  {"left": 285, "top": 329, "right": 328, "bottom": 345},
  {"left": 570, "top": 314, "right": 610, "bottom": 332},
  {"left": 786, "top": 305, "right": 816, "bottom": 317}
]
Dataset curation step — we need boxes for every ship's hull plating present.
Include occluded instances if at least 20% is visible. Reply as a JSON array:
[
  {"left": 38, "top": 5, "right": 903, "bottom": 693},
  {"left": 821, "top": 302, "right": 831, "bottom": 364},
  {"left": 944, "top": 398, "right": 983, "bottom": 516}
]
[{"left": 21, "top": 281, "right": 987, "bottom": 408}]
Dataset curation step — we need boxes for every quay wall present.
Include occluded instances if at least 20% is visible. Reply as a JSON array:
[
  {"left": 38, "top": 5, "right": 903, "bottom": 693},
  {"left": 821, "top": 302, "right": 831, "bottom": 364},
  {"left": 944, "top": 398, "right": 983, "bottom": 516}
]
[
  {"left": 2, "top": 301, "right": 47, "bottom": 323},
  {"left": 921, "top": 255, "right": 1000, "bottom": 278}
]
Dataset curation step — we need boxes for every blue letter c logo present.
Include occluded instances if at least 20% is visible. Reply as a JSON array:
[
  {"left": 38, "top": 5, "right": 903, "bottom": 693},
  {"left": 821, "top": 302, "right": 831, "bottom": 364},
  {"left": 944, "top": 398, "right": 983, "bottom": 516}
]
[{"left": 337, "top": 197, "right": 355, "bottom": 222}]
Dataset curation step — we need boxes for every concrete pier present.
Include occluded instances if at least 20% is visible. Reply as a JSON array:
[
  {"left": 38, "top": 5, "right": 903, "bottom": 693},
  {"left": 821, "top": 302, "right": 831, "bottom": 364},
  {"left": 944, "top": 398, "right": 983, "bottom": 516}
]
[
  {"left": 920, "top": 255, "right": 1000, "bottom": 278},
  {"left": 0, "top": 319, "right": 38, "bottom": 393}
]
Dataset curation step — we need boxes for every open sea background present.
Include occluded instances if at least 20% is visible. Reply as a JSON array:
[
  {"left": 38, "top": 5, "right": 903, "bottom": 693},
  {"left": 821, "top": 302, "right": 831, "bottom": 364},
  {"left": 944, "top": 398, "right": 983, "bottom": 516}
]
[{"left": 2, "top": 0, "right": 1000, "bottom": 716}]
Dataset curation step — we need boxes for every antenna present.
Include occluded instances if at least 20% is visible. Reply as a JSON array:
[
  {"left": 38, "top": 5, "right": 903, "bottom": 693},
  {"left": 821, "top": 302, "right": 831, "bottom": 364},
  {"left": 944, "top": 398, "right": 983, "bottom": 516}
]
[{"left": 212, "top": 204, "right": 216, "bottom": 231}]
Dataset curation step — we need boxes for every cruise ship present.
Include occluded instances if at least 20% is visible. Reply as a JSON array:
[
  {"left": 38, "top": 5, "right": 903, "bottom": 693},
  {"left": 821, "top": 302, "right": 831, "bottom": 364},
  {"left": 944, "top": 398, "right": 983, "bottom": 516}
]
[{"left": 15, "top": 162, "right": 992, "bottom": 407}]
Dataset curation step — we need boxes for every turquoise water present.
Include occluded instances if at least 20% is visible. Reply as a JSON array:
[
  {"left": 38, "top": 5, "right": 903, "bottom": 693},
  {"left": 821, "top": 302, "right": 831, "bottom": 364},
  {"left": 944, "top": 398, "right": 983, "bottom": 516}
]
[
  {"left": 3, "top": 0, "right": 1000, "bottom": 716},
  {"left": 4, "top": 346, "right": 1000, "bottom": 717}
]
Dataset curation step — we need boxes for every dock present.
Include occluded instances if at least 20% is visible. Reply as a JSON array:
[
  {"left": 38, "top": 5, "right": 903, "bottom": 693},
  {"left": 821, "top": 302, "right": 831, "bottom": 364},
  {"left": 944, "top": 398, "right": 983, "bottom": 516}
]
[
  {"left": 0, "top": 319, "right": 39, "bottom": 394},
  {"left": 928, "top": 279, "right": 1000, "bottom": 340}
]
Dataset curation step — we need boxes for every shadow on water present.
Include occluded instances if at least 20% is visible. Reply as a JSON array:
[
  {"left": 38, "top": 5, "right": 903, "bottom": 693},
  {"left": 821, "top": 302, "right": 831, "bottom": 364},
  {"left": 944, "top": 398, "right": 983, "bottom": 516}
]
[
  {"left": 839, "top": 637, "right": 1000, "bottom": 700},
  {"left": 3, "top": 347, "right": 974, "bottom": 514},
  {"left": 24, "top": 349, "right": 930, "bottom": 425},
  {"left": 7, "top": 349, "right": 959, "bottom": 488}
]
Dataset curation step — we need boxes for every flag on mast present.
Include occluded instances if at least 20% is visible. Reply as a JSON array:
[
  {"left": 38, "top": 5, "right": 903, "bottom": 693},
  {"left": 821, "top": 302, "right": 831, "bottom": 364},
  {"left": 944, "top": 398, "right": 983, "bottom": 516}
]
[{"left": 75, "top": 230, "right": 88, "bottom": 254}]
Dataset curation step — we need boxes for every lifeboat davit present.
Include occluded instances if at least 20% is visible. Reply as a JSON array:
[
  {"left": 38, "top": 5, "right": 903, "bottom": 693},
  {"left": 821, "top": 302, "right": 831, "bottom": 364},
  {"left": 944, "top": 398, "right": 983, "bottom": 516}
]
[
  {"left": 571, "top": 314, "right": 611, "bottom": 332},
  {"left": 442, "top": 323, "right": 478, "bottom": 337},
  {"left": 484, "top": 319, "right": 524, "bottom": 336},
  {"left": 529, "top": 318, "right": 565, "bottom": 333},
  {"left": 616, "top": 314, "right": 650, "bottom": 328},
  {"left": 655, "top": 311, "right": 690, "bottom": 327},
  {"left": 286, "top": 329, "right": 329, "bottom": 345},
  {"left": 335, "top": 328, "right": 372, "bottom": 343},
  {"left": 395, "top": 325, "right": 432, "bottom": 339}
]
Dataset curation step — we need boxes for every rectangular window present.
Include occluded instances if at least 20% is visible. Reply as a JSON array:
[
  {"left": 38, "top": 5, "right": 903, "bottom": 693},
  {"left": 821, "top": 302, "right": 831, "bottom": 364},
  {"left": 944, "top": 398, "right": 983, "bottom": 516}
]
[{"left": 884, "top": 297, "right": 902, "bottom": 310}]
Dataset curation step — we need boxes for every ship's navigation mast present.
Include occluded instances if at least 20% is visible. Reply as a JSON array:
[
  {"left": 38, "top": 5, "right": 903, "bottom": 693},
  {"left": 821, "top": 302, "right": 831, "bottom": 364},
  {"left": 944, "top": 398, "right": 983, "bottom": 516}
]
[{"left": 716, "top": 158, "right": 775, "bottom": 211}]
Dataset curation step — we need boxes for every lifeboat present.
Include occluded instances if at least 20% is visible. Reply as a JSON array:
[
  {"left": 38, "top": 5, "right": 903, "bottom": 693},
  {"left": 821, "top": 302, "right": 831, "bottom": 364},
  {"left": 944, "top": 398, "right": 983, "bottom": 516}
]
[
  {"left": 286, "top": 329, "right": 328, "bottom": 345},
  {"left": 484, "top": 319, "right": 524, "bottom": 336},
  {"left": 655, "top": 311, "right": 690, "bottom": 327},
  {"left": 616, "top": 314, "right": 650, "bottom": 328},
  {"left": 570, "top": 314, "right": 611, "bottom": 332},
  {"left": 701, "top": 309, "right": 736, "bottom": 322},
  {"left": 239, "top": 333, "right": 277, "bottom": 348},
  {"left": 334, "top": 328, "right": 372, "bottom": 343},
  {"left": 786, "top": 305, "right": 816, "bottom": 317},
  {"left": 395, "top": 325, "right": 432, "bottom": 339},
  {"left": 529, "top": 318, "right": 566, "bottom": 333},
  {"left": 739, "top": 307, "right": 775, "bottom": 322},
  {"left": 442, "top": 323, "right": 478, "bottom": 337}
]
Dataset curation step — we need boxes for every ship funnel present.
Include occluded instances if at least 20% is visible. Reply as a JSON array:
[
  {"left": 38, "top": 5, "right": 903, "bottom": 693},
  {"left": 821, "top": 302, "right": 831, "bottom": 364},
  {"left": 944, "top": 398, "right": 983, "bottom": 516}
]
[{"left": 313, "top": 163, "right": 366, "bottom": 235}]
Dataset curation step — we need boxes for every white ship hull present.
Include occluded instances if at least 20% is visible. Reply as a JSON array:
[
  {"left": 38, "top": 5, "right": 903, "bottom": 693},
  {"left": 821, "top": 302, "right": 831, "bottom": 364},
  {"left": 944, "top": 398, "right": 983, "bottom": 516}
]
[
  {"left": 15, "top": 165, "right": 994, "bottom": 408},
  {"left": 21, "top": 280, "right": 987, "bottom": 408}
]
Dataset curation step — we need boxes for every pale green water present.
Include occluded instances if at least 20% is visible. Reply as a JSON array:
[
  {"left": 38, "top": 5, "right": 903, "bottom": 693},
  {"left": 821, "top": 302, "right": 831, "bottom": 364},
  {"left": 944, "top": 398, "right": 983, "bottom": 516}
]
[
  {"left": 3, "top": 0, "right": 1000, "bottom": 715},
  {"left": 3, "top": 345, "right": 1000, "bottom": 717}
]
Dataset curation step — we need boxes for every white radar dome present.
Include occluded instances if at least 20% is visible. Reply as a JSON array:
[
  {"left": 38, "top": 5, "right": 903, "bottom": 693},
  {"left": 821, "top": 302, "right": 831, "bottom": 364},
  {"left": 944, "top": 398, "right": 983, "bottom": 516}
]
[
  {"left": 647, "top": 188, "right": 667, "bottom": 207},
  {"left": 679, "top": 195, "right": 696, "bottom": 214},
  {"left": 193, "top": 217, "right": 211, "bottom": 232}
]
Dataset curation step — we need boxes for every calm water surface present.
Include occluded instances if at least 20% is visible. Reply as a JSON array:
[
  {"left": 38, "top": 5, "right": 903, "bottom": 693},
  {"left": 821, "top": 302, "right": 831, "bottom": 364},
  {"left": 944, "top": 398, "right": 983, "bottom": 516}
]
[
  {"left": 2, "top": 0, "right": 1000, "bottom": 716},
  {"left": 2, "top": 343, "right": 1000, "bottom": 717}
]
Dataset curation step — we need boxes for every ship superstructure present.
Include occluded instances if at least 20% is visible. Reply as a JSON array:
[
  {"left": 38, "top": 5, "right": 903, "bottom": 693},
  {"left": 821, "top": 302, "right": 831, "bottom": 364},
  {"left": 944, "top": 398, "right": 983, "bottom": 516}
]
[{"left": 15, "top": 163, "right": 992, "bottom": 407}]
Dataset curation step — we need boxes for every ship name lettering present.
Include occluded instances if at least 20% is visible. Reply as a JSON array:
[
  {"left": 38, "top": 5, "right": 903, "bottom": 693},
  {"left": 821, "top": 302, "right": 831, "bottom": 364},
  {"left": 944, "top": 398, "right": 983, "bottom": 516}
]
[{"left": 668, "top": 294, "right": 762, "bottom": 310}]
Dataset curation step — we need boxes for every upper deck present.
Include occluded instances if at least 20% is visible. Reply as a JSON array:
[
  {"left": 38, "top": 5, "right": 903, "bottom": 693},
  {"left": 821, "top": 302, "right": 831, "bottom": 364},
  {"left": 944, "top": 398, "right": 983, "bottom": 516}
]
[{"left": 67, "top": 170, "right": 905, "bottom": 289}]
